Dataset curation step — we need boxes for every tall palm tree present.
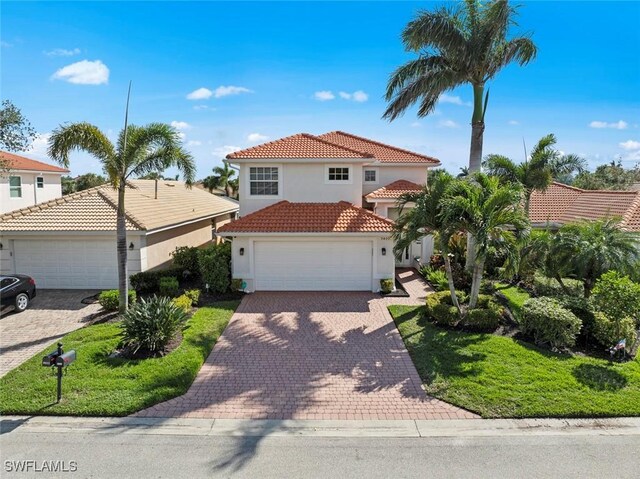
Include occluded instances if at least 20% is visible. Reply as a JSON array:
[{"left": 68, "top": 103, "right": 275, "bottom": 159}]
[
  {"left": 206, "top": 161, "right": 236, "bottom": 197},
  {"left": 48, "top": 122, "right": 195, "bottom": 311},
  {"left": 394, "top": 170, "right": 462, "bottom": 311},
  {"left": 383, "top": 0, "right": 537, "bottom": 173},
  {"left": 441, "top": 173, "right": 529, "bottom": 307},
  {"left": 548, "top": 218, "right": 640, "bottom": 297},
  {"left": 484, "top": 134, "right": 585, "bottom": 214}
]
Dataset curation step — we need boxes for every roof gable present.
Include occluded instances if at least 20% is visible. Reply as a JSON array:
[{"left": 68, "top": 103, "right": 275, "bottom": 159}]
[
  {"left": 227, "top": 133, "right": 372, "bottom": 159},
  {"left": 218, "top": 201, "right": 394, "bottom": 233},
  {"left": 365, "top": 180, "right": 423, "bottom": 200}
]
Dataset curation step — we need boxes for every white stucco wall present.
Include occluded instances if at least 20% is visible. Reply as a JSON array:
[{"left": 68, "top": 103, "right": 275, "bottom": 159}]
[
  {"left": 0, "top": 172, "right": 63, "bottom": 214},
  {"left": 362, "top": 165, "right": 429, "bottom": 195},
  {"left": 238, "top": 162, "right": 364, "bottom": 215},
  {"left": 228, "top": 235, "right": 394, "bottom": 292}
]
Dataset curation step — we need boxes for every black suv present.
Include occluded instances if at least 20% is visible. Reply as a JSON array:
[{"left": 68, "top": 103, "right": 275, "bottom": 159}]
[{"left": 1, "top": 275, "right": 37, "bottom": 313}]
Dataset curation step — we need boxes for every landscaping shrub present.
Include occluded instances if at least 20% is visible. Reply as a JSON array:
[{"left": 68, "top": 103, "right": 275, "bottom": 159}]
[
  {"left": 198, "top": 242, "right": 231, "bottom": 293},
  {"left": 380, "top": 278, "right": 394, "bottom": 294},
  {"left": 533, "top": 272, "right": 583, "bottom": 297},
  {"left": 556, "top": 295, "right": 597, "bottom": 338},
  {"left": 521, "top": 297, "right": 582, "bottom": 349},
  {"left": 426, "top": 269, "right": 448, "bottom": 292},
  {"left": 462, "top": 294, "right": 504, "bottom": 332},
  {"left": 184, "top": 289, "right": 201, "bottom": 305},
  {"left": 425, "top": 290, "right": 462, "bottom": 326},
  {"left": 171, "top": 246, "right": 200, "bottom": 276},
  {"left": 129, "top": 267, "right": 182, "bottom": 294},
  {"left": 591, "top": 271, "right": 640, "bottom": 327},
  {"left": 158, "top": 277, "right": 180, "bottom": 297},
  {"left": 592, "top": 312, "right": 637, "bottom": 351},
  {"left": 172, "top": 294, "right": 193, "bottom": 313},
  {"left": 230, "top": 278, "right": 244, "bottom": 292},
  {"left": 120, "top": 296, "right": 188, "bottom": 354},
  {"left": 98, "top": 289, "right": 136, "bottom": 312},
  {"left": 429, "top": 254, "right": 444, "bottom": 270}
]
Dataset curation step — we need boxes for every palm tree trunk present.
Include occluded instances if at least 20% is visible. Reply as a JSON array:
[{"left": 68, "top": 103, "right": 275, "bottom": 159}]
[
  {"left": 443, "top": 250, "right": 461, "bottom": 313},
  {"left": 465, "top": 84, "right": 486, "bottom": 271},
  {"left": 468, "top": 257, "right": 485, "bottom": 309},
  {"left": 116, "top": 182, "right": 129, "bottom": 313}
]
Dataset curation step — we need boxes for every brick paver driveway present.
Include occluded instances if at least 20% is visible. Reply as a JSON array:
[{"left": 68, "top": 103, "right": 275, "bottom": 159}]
[
  {"left": 0, "top": 290, "right": 101, "bottom": 377},
  {"left": 139, "top": 287, "right": 477, "bottom": 420}
]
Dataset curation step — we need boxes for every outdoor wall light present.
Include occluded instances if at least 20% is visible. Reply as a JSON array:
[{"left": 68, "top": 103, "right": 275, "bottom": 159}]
[
  {"left": 239, "top": 247, "right": 245, "bottom": 256},
  {"left": 129, "top": 242, "right": 134, "bottom": 250},
  {"left": 381, "top": 247, "right": 386, "bottom": 256},
  {"left": 0, "top": 242, "right": 3, "bottom": 250}
]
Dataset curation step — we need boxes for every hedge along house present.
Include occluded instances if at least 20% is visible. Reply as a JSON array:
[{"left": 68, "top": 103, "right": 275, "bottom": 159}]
[{"left": 0, "top": 180, "right": 238, "bottom": 289}]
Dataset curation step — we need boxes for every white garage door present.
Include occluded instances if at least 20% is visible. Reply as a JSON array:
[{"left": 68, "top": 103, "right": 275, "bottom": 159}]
[
  {"left": 254, "top": 241, "right": 372, "bottom": 291},
  {"left": 14, "top": 239, "right": 118, "bottom": 289}
]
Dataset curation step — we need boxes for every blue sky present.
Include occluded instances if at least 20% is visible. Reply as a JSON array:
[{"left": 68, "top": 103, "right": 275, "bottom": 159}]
[{"left": 2, "top": 1, "right": 639, "bottom": 178}]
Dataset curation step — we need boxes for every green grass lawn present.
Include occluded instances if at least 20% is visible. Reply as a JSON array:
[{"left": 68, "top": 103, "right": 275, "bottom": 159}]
[
  {"left": 0, "top": 301, "right": 239, "bottom": 416},
  {"left": 389, "top": 305, "right": 640, "bottom": 418},
  {"left": 495, "top": 282, "right": 530, "bottom": 320}
]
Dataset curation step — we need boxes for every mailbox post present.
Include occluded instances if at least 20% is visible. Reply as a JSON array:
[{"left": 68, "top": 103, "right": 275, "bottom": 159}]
[{"left": 41, "top": 342, "right": 76, "bottom": 403}]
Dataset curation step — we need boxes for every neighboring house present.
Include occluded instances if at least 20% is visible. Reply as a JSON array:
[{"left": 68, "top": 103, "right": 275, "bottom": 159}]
[
  {"left": 0, "top": 151, "right": 68, "bottom": 214},
  {"left": 218, "top": 131, "right": 440, "bottom": 292},
  {"left": 529, "top": 181, "right": 640, "bottom": 231},
  {"left": 0, "top": 180, "right": 238, "bottom": 289}
]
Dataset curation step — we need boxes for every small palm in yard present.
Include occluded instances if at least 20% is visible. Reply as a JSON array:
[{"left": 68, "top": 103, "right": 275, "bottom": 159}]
[
  {"left": 484, "top": 134, "right": 586, "bottom": 214},
  {"left": 442, "top": 173, "right": 529, "bottom": 308},
  {"left": 48, "top": 122, "right": 195, "bottom": 311},
  {"left": 549, "top": 218, "right": 640, "bottom": 297},
  {"left": 394, "top": 170, "right": 462, "bottom": 311}
]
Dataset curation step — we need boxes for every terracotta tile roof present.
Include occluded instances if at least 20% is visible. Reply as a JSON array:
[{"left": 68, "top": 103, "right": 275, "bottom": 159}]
[
  {"left": 317, "top": 131, "right": 441, "bottom": 165},
  {"left": 0, "top": 180, "right": 238, "bottom": 232},
  {"left": 0, "top": 151, "right": 69, "bottom": 173},
  {"left": 227, "top": 133, "right": 372, "bottom": 159},
  {"left": 529, "top": 182, "right": 640, "bottom": 231},
  {"left": 365, "top": 180, "right": 423, "bottom": 200},
  {"left": 226, "top": 131, "right": 441, "bottom": 165},
  {"left": 218, "top": 201, "right": 395, "bottom": 233}
]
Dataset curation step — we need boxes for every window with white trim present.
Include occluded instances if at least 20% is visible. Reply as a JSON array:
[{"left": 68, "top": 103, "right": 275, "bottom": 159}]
[
  {"left": 364, "top": 170, "right": 377, "bottom": 182},
  {"left": 249, "top": 167, "right": 279, "bottom": 196},
  {"left": 328, "top": 167, "right": 349, "bottom": 182},
  {"left": 9, "top": 176, "right": 22, "bottom": 198},
  {"left": 36, "top": 177, "right": 44, "bottom": 189}
]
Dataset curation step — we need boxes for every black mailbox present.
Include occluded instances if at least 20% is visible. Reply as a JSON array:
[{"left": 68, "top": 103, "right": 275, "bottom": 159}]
[
  {"left": 42, "top": 351, "right": 61, "bottom": 367},
  {"left": 55, "top": 350, "right": 77, "bottom": 367}
]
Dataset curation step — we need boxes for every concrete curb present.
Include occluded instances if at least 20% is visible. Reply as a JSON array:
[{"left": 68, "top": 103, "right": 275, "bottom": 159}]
[{"left": 2, "top": 416, "right": 639, "bottom": 438}]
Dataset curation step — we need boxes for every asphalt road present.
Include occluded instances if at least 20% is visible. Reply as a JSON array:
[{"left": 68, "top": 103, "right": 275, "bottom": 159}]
[{"left": 2, "top": 431, "right": 639, "bottom": 478}]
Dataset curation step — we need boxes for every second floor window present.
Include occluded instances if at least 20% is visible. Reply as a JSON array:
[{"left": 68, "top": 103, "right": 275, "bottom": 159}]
[
  {"left": 36, "top": 177, "right": 44, "bottom": 188},
  {"left": 328, "top": 167, "right": 349, "bottom": 181},
  {"left": 364, "top": 170, "right": 377, "bottom": 182},
  {"left": 9, "top": 176, "right": 22, "bottom": 198},
  {"left": 249, "top": 167, "right": 279, "bottom": 196}
]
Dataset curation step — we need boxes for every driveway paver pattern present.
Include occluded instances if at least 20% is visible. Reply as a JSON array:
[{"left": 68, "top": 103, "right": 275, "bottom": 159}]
[
  {"left": 0, "top": 290, "right": 101, "bottom": 377},
  {"left": 138, "top": 271, "right": 476, "bottom": 420}
]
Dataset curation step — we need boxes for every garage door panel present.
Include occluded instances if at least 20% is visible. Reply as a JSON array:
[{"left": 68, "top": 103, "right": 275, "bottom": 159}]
[
  {"left": 14, "top": 239, "right": 118, "bottom": 289},
  {"left": 254, "top": 241, "right": 372, "bottom": 291}
]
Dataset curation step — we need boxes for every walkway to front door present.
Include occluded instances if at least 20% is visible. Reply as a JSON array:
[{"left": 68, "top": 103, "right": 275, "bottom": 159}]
[{"left": 136, "top": 270, "right": 476, "bottom": 420}]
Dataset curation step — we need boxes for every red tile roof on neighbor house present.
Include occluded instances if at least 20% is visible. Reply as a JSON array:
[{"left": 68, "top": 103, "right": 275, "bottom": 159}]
[
  {"left": 0, "top": 151, "right": 69, "bottom": 173},
  {"left": 226, "top": 131, "right": 440, "bottom": 165},
  {"left": 529, "top": 182, "right": 640, "bottom": 231},
  {"left": 365, "top": 180, "right": 423, "bottom": 200},
  {"left": 218, "top": 201, "right": 395, "bottom": 233}
]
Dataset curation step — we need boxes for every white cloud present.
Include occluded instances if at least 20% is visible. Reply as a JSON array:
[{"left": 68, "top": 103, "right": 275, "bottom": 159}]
[
  {"left": 439, "top": 94, "right": 470, "bottom": 106},
  {"left": 213, "top": 85, "right": 252, "bottom": 98},
  {"left": 620, "top": 140, "right": 640, "bottom": 151},
  {"left": 45, "top": 47, "right": 81, "bottom": 57},
  {"left": 508, "top": 120, "right": 520, "bottom": 125},
  {"left": 51, "top": 59, "right": 109, "bottom": 85},
  {"left": 589, "top": 120, "right": 628, "bottom": 130},
  {"left": 338, "top": 90, "right": 369, "bottom": 102},
  {"left": 187, "top": 140, "right": 202, "bottom": 147},
  {"left": 439, "top": 119, "right": 459, "bottom": 128},
  {"left": 193, "top": 104, "right": 215, "bottom": 111},
  {"left": 212, "top": 145, "right": 242, "bottom": 159},
  {"left": 170, "top": 121, "right": 191, "bottom": 131},
  {"left": 187, "top": 87, "right": 213, "bottom": 100},
  {"left": 314, "top": 90, "right": 335, "bottom": 101},
  {"left": 177, "top": 132, "right": 186, "bottom": 140},
  {"left": 247, "top": 133, "right": 269, "bottom": 142},
  {"left": 20, "top": 132, "right": 52, "bottom": 160}
]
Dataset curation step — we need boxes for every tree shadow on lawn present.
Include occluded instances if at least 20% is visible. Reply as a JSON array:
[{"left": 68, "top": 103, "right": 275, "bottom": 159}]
[{"left": 572, "top": 363, "right": 628, "bottom": 391}]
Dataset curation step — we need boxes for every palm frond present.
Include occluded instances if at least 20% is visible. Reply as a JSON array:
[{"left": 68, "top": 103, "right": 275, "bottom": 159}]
[{"left": 48, "top": 122, "right": 115, "bottom": 169}]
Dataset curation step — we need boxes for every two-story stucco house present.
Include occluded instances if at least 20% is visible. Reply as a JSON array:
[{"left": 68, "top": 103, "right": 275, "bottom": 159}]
[
  {"left": 0, "top": 151, "right": 68, "bottom": 214},
  {"left": 218, "top": 131, "right": 441, "bottom": 292}
]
